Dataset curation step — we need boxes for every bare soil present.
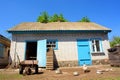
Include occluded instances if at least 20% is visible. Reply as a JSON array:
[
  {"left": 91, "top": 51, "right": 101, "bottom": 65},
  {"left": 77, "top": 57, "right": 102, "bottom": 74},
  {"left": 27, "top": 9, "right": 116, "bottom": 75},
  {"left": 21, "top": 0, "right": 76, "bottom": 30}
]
[{"left": 0, "top": 65, "right": 120, "bottom": 80}]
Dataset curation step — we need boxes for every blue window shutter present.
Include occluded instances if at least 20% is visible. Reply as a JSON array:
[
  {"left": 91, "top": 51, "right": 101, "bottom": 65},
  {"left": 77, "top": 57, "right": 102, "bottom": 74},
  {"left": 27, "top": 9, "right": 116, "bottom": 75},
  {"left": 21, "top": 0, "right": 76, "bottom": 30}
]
[
  {"left": 99, "top": 39, "right": 103, "bottom": 52},
  {"left": 89, "top": 40, "right": 93, "bottom": 52},
  {"left": 54, "top": 40, "right": 58, "bottom": 50},
  {"left": 37, "top": 39, "right": 47, "bottom": 67}
]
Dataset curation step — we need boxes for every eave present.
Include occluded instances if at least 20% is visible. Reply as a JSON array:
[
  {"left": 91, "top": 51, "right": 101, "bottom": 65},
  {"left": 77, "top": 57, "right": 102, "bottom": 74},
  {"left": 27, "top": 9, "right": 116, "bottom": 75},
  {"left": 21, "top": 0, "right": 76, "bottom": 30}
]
[{"left": 8, "top": 30, "right": 111, "bottom": 34}]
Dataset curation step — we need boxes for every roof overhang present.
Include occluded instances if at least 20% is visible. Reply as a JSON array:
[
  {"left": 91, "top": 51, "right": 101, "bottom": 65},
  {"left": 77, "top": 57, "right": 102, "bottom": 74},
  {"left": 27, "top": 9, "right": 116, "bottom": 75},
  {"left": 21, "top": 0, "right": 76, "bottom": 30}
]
[{"left": 8, "top": 30, "right": 111, "bottom": 34}]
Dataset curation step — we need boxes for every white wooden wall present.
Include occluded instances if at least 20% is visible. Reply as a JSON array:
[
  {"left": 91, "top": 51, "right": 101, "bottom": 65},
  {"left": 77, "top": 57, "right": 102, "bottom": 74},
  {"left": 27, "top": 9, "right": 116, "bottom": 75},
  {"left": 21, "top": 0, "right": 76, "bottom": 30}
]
[{"left": 10, "top": 32, "right": 110, "bottom": 63}]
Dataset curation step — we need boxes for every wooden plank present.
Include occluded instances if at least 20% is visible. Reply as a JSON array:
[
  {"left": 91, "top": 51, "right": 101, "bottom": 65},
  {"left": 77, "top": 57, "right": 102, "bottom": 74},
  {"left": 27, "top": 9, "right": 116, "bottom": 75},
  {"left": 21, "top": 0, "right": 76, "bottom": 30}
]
[
  {"left": 109, "top": 60, "right": 120, "bottom": 63},
  {"left": 109, "top": 54, "right": 120, "bottom": 60},
  {"left": 20, "top": 60, "right": 38, "bottom": 65},
  {"left": 37, "top": 39, "right": 46, "bottom": 67},
  {"left": 46, "top": 48, "right": 54, "bottom": 70},
  {"left": 0, "top": 36, "right": 10, "bottom": 47}
]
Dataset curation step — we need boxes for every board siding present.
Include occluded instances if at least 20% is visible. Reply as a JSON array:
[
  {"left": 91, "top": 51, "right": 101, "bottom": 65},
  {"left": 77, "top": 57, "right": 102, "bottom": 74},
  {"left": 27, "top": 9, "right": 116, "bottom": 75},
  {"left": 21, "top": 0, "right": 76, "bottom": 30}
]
[
  {"left": 77, "top": 39, "right": 92, "bottom": 66},
  {"left": 37, "top": 39, "right": 47, "bottom": 67}
]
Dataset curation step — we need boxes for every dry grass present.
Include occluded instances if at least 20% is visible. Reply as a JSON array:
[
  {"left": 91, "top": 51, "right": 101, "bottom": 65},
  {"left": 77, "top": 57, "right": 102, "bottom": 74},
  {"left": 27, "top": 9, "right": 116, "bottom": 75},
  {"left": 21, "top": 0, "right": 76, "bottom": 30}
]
[{"left": 0, "top": 65, "right": 120, "bottom": 80}]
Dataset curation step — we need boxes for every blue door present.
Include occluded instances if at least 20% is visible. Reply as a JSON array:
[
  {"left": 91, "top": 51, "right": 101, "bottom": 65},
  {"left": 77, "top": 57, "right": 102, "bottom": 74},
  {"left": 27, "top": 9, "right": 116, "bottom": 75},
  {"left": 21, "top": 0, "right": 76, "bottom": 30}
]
[
  {"left": 37, "top": 39, "right": 46, "bottom": 67},
  {"left": 77, "top": 39, "right": 92, "bottom": 66}
]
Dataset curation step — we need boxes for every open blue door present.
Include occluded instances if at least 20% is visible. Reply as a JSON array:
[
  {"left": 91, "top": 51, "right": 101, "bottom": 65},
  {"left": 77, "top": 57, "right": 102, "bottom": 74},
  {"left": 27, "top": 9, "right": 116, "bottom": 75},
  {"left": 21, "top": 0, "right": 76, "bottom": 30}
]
[
  {"left": 77, "top": 39, "right": 92, "bottom": 66},
  {"left": 37, "top": 39, "right": 46, "bottom": 67}
]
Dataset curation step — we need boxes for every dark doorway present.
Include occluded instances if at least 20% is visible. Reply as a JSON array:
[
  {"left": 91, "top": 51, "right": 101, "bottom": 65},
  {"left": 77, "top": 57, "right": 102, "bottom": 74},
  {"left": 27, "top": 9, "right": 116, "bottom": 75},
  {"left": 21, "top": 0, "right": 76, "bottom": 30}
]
[{"left": 25, "top": 42, "right": 37, "bottom": 60}]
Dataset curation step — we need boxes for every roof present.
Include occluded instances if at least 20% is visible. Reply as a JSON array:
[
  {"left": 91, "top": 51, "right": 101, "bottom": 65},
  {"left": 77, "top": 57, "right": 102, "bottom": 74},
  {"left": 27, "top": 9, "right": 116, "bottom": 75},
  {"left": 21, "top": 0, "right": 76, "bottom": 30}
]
[
  {"left": 8, "top": 22, "right": 111, "bottom": 33},
  {"left": 0, "top": 34, "right": 11, "bottom": 47}
]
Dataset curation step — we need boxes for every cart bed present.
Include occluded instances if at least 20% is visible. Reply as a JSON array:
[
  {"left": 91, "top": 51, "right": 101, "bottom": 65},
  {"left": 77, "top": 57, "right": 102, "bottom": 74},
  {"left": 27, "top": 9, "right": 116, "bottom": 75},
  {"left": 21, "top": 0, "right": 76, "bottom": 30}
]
[{"left": 20, "top": 60, "right": 38, "bottom": 65}]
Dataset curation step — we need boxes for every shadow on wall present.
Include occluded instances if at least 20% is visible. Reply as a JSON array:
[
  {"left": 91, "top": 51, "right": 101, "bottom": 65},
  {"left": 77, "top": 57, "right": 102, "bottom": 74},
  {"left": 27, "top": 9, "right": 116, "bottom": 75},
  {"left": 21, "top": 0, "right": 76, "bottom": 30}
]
[{"left": 53, "top": 51, "right": 59, "bottom": 69}]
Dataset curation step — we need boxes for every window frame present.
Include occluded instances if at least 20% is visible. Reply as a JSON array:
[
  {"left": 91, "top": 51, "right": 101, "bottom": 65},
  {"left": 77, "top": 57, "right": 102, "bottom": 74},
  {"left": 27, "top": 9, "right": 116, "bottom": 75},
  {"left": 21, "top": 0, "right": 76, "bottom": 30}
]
[
  {"left": 90, "top": 38, "right": 103, "bottom": 53},
  {"left": 47, "top": 40, "right": 58, "bottom": 50}
]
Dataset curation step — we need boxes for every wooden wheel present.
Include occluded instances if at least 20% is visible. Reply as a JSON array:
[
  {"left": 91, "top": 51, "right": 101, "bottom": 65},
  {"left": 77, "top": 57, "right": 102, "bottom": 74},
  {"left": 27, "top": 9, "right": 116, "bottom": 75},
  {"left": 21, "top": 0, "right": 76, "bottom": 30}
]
[
  {"left": 19, "top": 65, "right": 23, "bottom": 74},
  {"left": 35, "top": 65, "right": 38, "bottom": 74}
]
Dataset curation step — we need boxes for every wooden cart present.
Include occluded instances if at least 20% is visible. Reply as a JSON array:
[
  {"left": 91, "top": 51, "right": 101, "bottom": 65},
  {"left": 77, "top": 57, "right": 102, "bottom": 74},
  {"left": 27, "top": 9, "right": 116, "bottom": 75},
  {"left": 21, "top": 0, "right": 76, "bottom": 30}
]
[{"left": 19, "top": 60, "right": 38, "bottom": 75}]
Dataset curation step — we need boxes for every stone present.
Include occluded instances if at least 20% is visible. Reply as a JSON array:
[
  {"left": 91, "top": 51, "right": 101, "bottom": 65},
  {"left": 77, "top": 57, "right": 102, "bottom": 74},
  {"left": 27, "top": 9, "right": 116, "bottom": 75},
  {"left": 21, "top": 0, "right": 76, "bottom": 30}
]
[
  {"left": 55, "top": 69, "right": 62, "bottom": 74},
  {"left": 96, "top": 70, "right": 103, "bottom": 74},
  {"left": 73, "top": 71, "right": 79, "bottom": 76}
]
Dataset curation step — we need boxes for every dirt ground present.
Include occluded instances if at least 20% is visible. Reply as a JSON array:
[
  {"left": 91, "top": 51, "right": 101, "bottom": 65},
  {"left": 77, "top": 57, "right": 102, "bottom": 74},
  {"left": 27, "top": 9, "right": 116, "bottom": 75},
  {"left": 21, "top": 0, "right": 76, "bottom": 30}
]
[{"left": 0, "top": 65, "right": 120, "bottom": 80}]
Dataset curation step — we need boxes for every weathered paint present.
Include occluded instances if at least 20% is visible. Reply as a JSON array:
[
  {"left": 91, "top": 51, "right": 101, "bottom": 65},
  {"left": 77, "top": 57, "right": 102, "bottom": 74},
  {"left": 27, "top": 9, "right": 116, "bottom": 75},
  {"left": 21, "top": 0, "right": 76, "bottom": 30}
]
[
  {"left": 10, "top": 33, "right": 110, "bottom": 65},
  {"left": 37, "top": 39, "right": 46, "bottom": 67},
  {"left": 77, "top": 39, "right": 92, "bottom": 65}
]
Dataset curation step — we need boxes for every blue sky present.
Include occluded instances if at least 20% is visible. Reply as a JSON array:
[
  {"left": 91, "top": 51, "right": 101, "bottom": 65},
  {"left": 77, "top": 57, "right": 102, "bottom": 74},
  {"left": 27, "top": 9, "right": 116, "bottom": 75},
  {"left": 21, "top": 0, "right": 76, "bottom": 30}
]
[{"left": 0, "top": 0, "right": 120, "bottom": 40}]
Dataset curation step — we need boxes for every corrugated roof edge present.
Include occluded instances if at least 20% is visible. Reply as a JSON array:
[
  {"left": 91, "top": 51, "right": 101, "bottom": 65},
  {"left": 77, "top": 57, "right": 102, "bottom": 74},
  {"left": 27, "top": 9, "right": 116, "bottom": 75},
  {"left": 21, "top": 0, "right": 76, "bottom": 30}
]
[
  {"left": 7, "top": 22, "right": 112, "bottom": 33},
  {"left": 7, "top": 30, "right": 111, "bottom": 34}
]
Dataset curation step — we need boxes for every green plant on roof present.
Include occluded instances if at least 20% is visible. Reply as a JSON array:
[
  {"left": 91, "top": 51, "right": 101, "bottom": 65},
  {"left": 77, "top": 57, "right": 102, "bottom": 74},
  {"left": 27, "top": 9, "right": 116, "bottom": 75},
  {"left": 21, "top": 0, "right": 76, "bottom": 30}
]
[
  {"left": 37, "top": 12, "right": 68, "bottom": 23},
  {"left": 110, "top": 36, "right": 120, "bottom": 47},
  {"left": 78, "top": 16, "right": 91, "bottom": 22},
  {"left": 50, "top": 14, "right": 67, "bottom": 22},
  {"left": 37, "top": 11, "right": 49, "bottom": 23}
]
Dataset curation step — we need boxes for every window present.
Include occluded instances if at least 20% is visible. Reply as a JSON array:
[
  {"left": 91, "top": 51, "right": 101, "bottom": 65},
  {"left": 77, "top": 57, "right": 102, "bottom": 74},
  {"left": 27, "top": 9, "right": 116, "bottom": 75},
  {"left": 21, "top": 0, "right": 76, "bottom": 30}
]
[
  {"left": 47, "top": 40, "right": 58, "bottom": 50},
  {"left": 0, "top": 43, "right": 5, "bottom": 57},
  {"left": 91, "top": 39, "right": 102, "bottom": 52}
]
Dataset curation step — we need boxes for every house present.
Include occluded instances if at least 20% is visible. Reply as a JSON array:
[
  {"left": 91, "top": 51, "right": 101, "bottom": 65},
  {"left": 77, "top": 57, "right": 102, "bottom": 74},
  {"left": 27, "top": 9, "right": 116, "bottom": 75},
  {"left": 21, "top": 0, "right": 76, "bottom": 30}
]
[
  {"left": 8, "top": 22, "right": 111, "bottom": 67},
  {"left": 0, "top": 34, "right": 11, "bottom": 68}
]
